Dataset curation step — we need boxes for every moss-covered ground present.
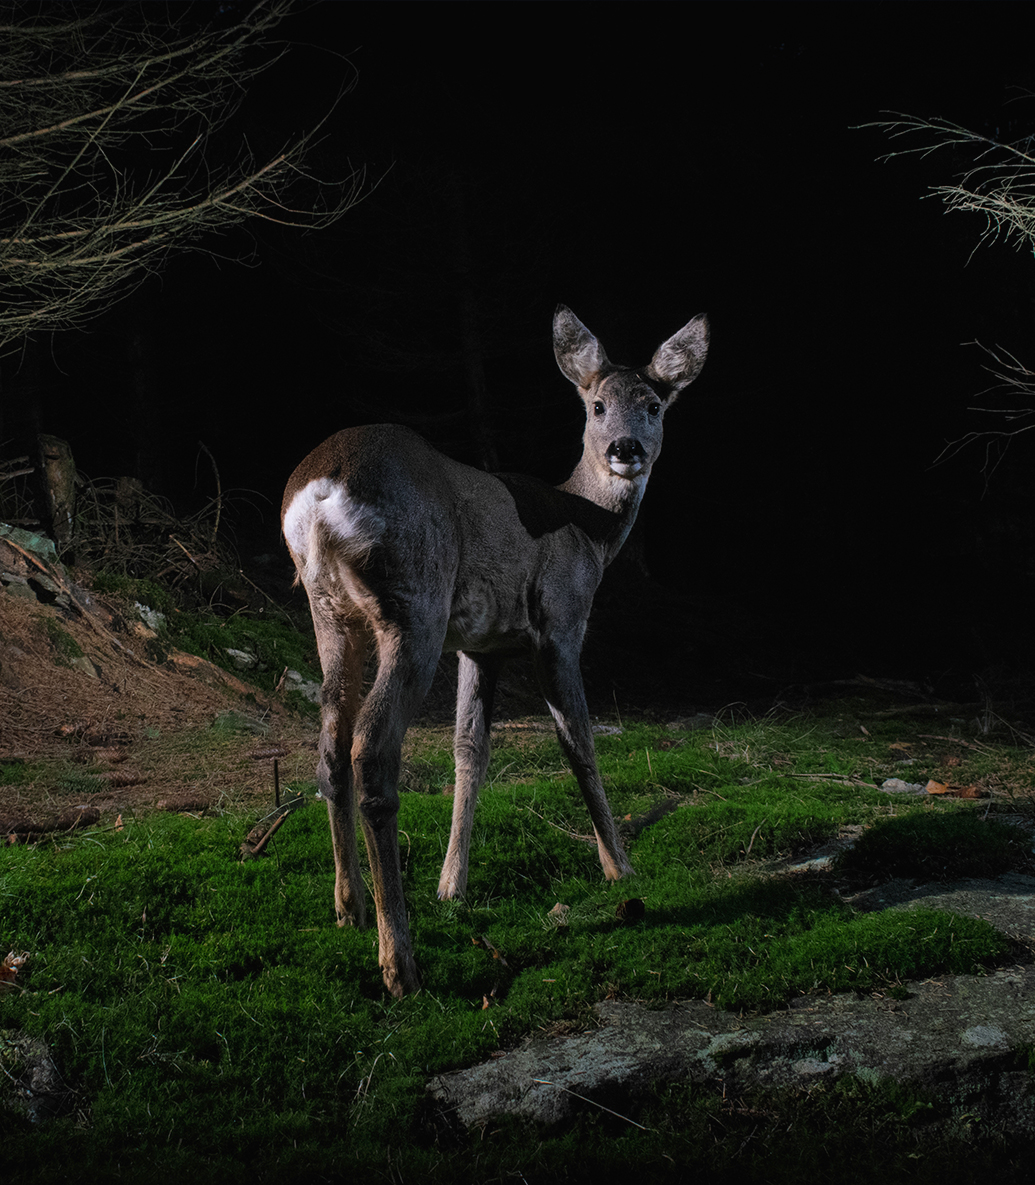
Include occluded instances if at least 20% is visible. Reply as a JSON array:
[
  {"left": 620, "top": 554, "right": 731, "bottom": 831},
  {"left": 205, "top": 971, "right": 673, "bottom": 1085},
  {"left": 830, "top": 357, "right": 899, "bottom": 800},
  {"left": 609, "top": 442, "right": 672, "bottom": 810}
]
[{"left": 2, "top": 705, "right": 1034, "bottom": 1181}]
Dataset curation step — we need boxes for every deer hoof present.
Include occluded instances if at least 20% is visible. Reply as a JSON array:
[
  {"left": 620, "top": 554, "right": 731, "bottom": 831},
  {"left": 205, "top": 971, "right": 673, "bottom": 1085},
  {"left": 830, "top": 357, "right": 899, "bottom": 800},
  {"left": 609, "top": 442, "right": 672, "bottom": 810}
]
[
  {"left": 335, "top": 904, "right": 367, "bottom": 929},
  {"left": 382, "top": 954, "right": 421, "bottom": 998}
]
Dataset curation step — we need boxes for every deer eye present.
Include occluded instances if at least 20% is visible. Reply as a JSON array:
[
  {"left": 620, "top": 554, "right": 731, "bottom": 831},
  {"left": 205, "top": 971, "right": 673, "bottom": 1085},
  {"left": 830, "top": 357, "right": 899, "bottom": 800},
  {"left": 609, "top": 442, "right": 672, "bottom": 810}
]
[
  {"left": 648, "top": 401, "right": 662, "bottom": 417},
  {"left": 593, "top": 401, "right": 605, "bottom": 416}
]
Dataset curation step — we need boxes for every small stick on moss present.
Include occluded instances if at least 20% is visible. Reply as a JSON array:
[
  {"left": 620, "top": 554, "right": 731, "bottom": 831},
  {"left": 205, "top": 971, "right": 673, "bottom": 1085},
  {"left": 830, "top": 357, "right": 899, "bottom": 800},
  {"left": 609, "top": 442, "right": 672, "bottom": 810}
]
[
  {"left": 917, "top": 734, "right": 993, "bottom": 753},
  {"left": 524, "top": 806, "right": 594, "bottom": 845},
  {"left": 476, "top": 934, "right": 509, "bottom": 967},
  {"left": 531, "top": 1079, "right": 651, "bottom": 1130},
  {"left": 787, "top": 773, "right": 879, "bottom": 789},
  {"left": 240, "top": 811, "right": 288, "bottom": 860}
]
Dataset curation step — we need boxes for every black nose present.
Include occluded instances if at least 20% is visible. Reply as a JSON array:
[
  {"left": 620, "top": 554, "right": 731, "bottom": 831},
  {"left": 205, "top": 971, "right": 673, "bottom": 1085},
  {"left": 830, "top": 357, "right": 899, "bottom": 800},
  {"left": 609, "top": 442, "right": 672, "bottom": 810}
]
[{"left": 607, "top": 437, "right": 644, "bottom": 463}]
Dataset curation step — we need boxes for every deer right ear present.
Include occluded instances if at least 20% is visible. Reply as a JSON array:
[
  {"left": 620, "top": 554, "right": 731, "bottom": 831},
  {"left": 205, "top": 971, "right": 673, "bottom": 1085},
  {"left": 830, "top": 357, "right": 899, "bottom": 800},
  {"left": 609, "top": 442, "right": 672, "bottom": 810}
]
[
  {"left": 646, "top": 314, "right": 710, "bottom": 396},
  {"left": 553, "top": 305, "right": 610, "bottom": 389}
]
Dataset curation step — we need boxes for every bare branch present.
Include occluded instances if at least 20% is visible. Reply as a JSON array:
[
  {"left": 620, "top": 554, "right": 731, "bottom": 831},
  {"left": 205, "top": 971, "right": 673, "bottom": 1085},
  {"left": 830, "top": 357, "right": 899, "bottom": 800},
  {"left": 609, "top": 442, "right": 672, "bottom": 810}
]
[
  {"left": 866, "top": 111, "right": 1035, "bottom": 254},
  {"left": 868, "top": 110, "right": 1035, "bottom": 468},
  {"left": 930, "top": 344, "right": 1035, "bottom": 479},
  {"left": 0, "top": 0, "right": 361, "bottom": 355}
]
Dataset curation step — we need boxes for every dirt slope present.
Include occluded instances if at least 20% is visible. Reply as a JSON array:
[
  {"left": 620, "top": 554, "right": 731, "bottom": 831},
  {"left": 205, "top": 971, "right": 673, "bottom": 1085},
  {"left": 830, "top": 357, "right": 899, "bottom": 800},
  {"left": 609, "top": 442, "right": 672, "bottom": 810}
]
[{"left": 0, "top": 579, "right": 315, "bottom": 831}]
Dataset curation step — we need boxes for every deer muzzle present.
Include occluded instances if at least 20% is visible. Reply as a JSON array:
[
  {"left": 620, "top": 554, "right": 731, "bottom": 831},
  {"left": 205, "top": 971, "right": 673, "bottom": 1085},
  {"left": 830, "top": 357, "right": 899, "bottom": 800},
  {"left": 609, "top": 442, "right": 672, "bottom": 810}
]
[{"left": 606, "top": 437, "right": 646, "bottom": 477}]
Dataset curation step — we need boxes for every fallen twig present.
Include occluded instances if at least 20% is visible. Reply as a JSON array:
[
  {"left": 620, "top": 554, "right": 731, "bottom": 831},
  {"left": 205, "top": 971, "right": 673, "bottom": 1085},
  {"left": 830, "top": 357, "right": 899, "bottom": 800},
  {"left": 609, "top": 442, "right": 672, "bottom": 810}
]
[
  {"left": 530, "top": 1078, "right": 651, "bottom": 1130},
  {"left": 786, "top": 773, "right": 880, "bottom": 789},
  {"left": 917, "top": 734, "right": 994, "bottom": 753},
  {"left": 239, "top": 808, "right": 292, "bottom": 860},
  {"left": 475, "top": 934, "right": 509, "bottom": 967},
  {"left": 524, "top": 805, "right": 594, "bottom": 845},
  {"left": 168, "top": 535, "right": 201, "bottom": 570}
]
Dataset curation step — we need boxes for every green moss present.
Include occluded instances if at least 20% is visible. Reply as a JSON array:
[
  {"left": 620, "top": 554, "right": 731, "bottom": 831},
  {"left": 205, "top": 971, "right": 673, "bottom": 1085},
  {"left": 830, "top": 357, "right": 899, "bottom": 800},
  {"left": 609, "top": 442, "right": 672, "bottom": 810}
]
[
  {"left": 837, "top": 812, "right": 1028, "bottom": 881},
  {"left": 0, "top": 711, "right": 1030, "bottom": 1181},
  {"left": 43, "top": 616, "right": 85, "bottom": 662},
  {"left": 91, "top": 571, "right": 175, "bottom": 614}
]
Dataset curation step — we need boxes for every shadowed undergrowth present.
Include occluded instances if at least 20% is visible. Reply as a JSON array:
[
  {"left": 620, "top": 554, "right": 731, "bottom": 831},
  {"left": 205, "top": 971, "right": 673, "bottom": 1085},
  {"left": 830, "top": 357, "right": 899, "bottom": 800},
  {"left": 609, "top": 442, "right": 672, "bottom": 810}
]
[{"left": 1, "top": 710, "right": 1032, "bottom": 1181}]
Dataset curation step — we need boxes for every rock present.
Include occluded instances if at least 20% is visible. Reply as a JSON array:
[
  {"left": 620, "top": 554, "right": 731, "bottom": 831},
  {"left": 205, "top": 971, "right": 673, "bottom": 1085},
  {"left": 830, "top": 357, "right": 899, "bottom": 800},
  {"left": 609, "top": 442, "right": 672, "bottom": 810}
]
[
  {"left": 429, "top": 969, "right": 1035, "bottom": 1134},
  {"left": 0, "top": 1029, "right": 77, "bottom": 1124},
  {"left": 881, "top": 778, "right": 927, "bottom": 794},
  {"left": 134, "top": 602, "right": 166, "bottom": 632},
  {"left": 283, "top": 668, "right": 321, "bottom": 704},
  {"left": 428, "top": 873, "right": 1035, "bottom": 1136}
]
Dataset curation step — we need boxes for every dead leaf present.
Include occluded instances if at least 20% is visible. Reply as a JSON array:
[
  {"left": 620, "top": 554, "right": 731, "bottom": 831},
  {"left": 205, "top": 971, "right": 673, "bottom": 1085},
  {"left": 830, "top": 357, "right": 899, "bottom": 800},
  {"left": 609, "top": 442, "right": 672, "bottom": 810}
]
[
  {"left": 547, "top": 902, "right": 570, "bottom": 927},
  {"left": 0, "top": 950, "right": 28, "bottom": 989},
  {"left": 926, "top": 779, "right": 988, "bottom": 799},
  {"left": 949, "top": 784, "right": 988, "bottom": 799}
]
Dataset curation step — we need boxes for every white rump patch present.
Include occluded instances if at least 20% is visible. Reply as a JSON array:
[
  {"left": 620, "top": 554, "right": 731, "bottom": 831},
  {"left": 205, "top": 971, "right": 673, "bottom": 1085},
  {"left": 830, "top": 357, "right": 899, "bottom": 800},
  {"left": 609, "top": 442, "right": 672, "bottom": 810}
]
[{"left": 283, "top": 478, "right": 385, "bottom": 587}]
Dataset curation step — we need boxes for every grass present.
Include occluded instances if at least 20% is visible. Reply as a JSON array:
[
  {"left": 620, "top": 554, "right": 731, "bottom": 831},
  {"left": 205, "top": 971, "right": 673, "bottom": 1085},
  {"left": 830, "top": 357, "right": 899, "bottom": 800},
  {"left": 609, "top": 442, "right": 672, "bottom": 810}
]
[{"left": 1, "top": 708, "right": 1033, "bottom": 1181}]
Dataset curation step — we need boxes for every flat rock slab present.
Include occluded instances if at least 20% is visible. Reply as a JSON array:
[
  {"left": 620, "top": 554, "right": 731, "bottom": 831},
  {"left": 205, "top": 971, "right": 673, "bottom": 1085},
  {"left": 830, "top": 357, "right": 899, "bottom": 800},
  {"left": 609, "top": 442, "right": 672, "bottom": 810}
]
[{"left": 428, "top": 873, "right": 1035, "bottom": 1133}]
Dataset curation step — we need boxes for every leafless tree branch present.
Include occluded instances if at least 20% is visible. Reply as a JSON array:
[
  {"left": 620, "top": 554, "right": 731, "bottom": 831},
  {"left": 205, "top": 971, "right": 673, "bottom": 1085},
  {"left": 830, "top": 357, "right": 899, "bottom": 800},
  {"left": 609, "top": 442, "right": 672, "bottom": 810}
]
[
  {"left": 0, "top": 0, "right": 363, "bottom": 354},
  {"left": 868, "top": 109, "right": 1035, "bottom": 468},
  {"left": 869, "top": 111, "right": 1035, "bottom": 257}
]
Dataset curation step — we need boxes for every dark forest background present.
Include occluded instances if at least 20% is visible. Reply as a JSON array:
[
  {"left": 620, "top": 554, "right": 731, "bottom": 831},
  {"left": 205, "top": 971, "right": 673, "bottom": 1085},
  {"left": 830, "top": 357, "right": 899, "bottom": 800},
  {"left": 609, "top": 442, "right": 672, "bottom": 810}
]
[{"left": 4, "top": 1, "right": 1035, "bottom": 706}]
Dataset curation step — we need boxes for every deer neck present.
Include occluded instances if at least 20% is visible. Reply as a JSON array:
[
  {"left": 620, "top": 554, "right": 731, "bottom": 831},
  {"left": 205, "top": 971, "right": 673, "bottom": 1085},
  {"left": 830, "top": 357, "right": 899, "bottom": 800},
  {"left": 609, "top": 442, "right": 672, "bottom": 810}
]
[{"left": 558, "top": 457, "right": 648, "bottom": 567}]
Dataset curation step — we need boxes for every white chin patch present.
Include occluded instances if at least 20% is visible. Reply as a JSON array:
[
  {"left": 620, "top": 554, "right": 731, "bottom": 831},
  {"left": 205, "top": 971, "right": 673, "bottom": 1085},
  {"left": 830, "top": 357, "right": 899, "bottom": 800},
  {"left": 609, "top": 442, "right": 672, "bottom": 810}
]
[{"left": 608, "top": 459, "right": 644, "bottom": 478}]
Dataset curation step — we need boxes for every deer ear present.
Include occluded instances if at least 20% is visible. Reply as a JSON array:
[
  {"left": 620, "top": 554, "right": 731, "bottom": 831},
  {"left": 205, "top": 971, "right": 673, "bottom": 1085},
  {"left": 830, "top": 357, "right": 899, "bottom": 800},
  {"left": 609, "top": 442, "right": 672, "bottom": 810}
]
[
  {"left": 553, "top": 305, "right": 610, "bottom": 389},
  {"left": 645, "top": 314, "right": 709, "bottom": 396}
]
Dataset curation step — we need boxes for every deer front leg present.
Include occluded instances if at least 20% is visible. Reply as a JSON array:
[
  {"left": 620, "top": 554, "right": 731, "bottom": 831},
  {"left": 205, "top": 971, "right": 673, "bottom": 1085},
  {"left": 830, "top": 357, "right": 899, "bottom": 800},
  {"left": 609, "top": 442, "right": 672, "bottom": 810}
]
[
  {"left": 536, "top": 644, "right": 634, "bottom": 883},
  {"left": 438, "top": 651, "right": 502, "bottom": 900}
]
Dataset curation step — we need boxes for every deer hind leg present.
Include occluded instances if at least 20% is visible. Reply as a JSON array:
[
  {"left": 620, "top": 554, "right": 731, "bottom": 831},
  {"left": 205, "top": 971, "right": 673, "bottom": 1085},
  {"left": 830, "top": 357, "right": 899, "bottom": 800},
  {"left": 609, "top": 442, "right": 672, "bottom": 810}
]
[
  {"left": 438, "top": 651, "right": 502, "bottom": 900},
  {"left": 535, "top": 643, "right": 634, "bottom": 883},
  {"left": 352, "top": 620, "right": 444, "bottom": 997},
  {"left": 310, "top": 601, "right": 370, "bottom": 928}
]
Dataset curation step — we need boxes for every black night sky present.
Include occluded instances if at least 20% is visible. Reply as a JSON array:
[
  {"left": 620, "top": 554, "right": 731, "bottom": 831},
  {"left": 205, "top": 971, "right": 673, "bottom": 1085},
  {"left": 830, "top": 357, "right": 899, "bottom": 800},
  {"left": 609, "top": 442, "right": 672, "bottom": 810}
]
[{"left": 6, "top": 1, "right": 1035, "bottom": 702}]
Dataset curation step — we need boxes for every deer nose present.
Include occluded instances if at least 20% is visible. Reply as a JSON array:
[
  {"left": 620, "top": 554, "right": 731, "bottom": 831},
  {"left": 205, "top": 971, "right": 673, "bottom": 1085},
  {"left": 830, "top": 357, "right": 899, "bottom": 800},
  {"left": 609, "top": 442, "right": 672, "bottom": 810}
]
[{"left": 607, "top": 437, "right": 644, "bottom": 464}]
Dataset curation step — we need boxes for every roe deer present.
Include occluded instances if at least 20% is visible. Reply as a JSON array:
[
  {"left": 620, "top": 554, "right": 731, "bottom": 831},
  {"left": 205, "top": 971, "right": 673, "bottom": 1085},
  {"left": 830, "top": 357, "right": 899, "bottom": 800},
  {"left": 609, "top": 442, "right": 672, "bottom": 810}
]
[{"left": 282, "top": 305, "right": 709, "bottom": 996}]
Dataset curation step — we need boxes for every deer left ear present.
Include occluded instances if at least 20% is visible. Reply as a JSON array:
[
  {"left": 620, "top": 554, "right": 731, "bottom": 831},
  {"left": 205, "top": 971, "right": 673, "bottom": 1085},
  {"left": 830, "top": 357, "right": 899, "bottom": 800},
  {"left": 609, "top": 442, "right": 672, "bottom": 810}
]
[{"left": 645, "top": 314, "right": 709, "bottom": 397}]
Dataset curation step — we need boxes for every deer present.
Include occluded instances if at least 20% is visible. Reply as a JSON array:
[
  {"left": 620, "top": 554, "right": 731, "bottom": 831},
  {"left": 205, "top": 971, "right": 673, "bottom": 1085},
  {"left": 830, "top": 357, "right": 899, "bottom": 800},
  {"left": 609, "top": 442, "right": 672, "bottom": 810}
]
[{"left": 281, "top": 305, "right": 709, "bottom": 996}]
